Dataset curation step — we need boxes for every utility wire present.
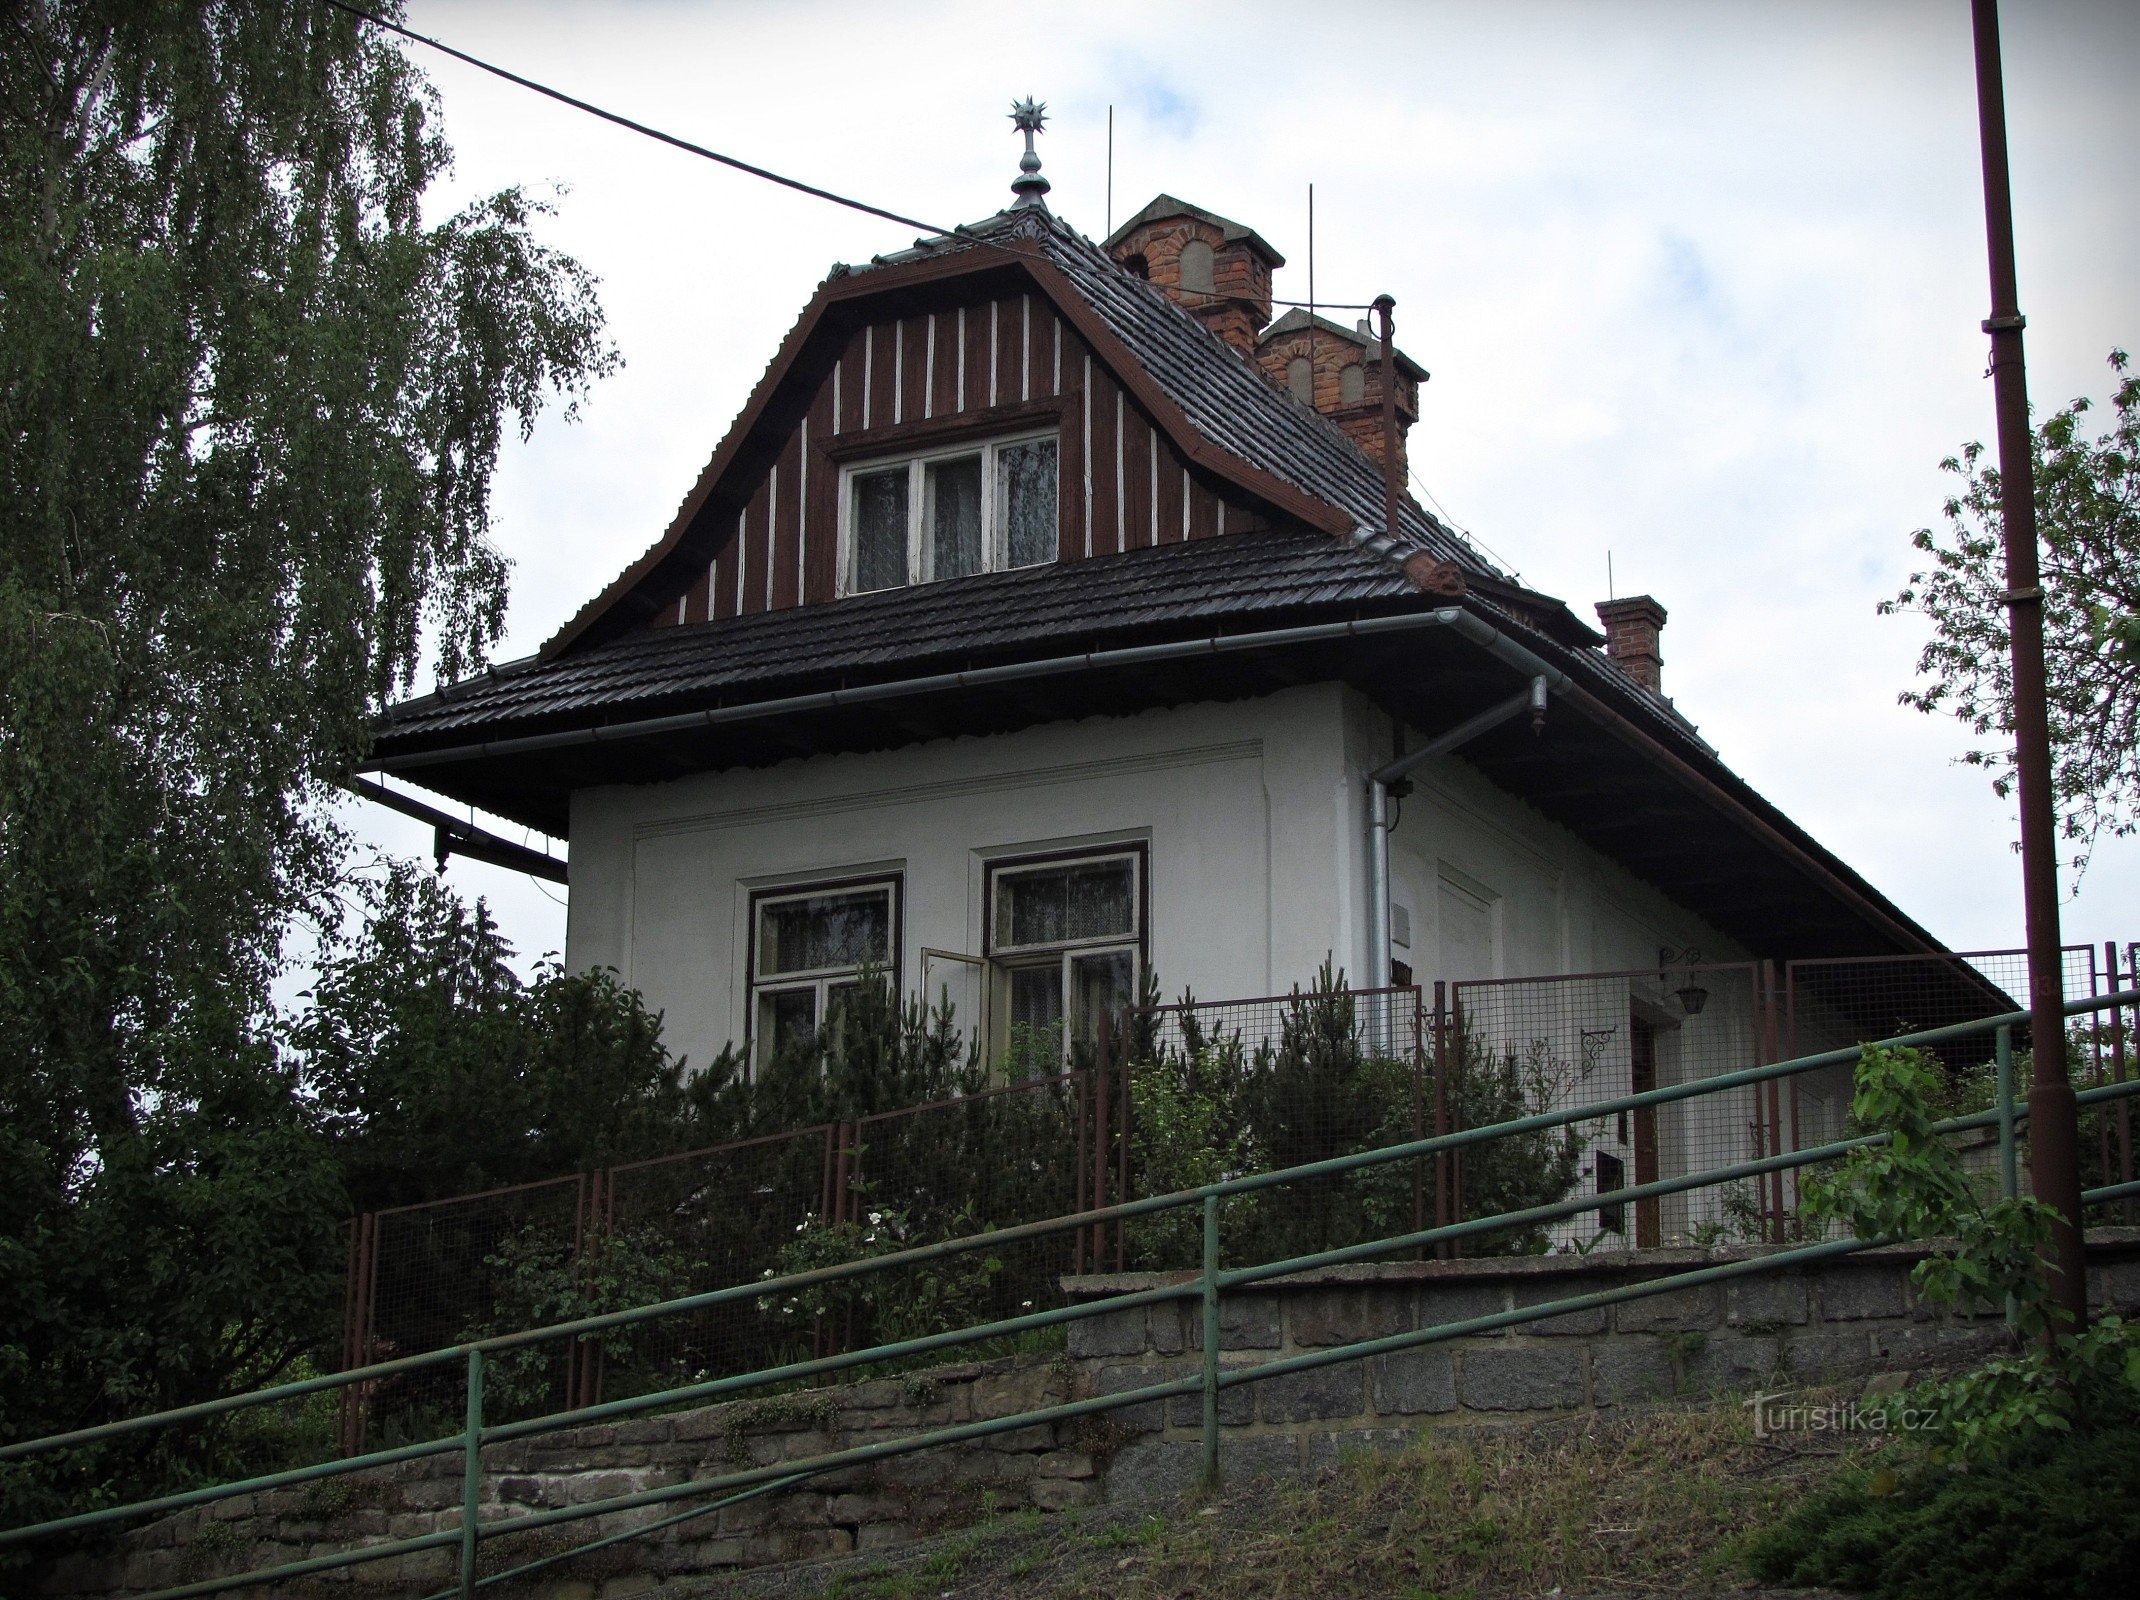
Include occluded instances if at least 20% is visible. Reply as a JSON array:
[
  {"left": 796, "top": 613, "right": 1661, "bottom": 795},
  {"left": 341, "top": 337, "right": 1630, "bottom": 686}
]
[{"left": 314, "top": 0, "right": 956, "bottom": 237}]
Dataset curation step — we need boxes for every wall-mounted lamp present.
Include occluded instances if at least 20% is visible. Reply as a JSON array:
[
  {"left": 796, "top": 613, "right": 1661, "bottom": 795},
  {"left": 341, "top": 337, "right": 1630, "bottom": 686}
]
[{"left": 1659, "top": 946, "right": 1710, "bottom": 1017}]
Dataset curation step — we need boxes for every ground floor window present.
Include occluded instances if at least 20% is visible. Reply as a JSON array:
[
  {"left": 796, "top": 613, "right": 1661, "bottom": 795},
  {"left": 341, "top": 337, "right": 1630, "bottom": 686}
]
[
  {"left": 986, "top": 848, "right": 1143, "bottom": 1073},
  {"left": 749, "top": 877, "right": 899, "bottom": 1070}
]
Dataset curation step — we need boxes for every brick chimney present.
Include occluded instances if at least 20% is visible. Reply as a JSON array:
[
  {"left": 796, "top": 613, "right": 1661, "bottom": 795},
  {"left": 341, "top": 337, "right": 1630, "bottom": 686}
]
[
  {"left": 1253, "top": 309, "right": 1425, "bottom": 479},
  {"left": 1105, "top": 194, "right": 1281, "bottom": 358},
  {"left": 1595, "top": 596, "right": 1668, "bottom": 694}
]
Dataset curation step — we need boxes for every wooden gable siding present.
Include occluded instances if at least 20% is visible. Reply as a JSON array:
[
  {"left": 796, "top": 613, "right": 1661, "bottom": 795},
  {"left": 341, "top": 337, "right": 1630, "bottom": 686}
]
[{"left": 649, "top": 292, "right": 1261, "bottom": 629}]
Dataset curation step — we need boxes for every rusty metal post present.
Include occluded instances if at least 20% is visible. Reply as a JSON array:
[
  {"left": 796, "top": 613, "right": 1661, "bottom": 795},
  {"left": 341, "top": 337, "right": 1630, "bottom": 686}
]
[
  {"left": 1116, "top": 1013, "right": 1131, "bottom": 1272},
  {"left": 1411, "top": 989, "right": 1426, "bottom": 1245},
  {"left": 2117, "top": 942, "right": 2136, "bottom": 1221},
  {"left": 1432, "top": 981, "right": 1451, "bottom": 1254},
  {"left": 1092, "top": 1015, "right": 1111, "bottom": 1268},
  {"left": 1073, "top": 1069, "right": 1089, "bottom": 1275},
  {"left": 1971, "top": 0, "right": 2086, "bottom": 1330},
  {"left": 1762, "top": 961, "right": 1787, "bottom": 1241},
  {"left": 1373, "top": 294, "right": 1400, "bottom": 541}
]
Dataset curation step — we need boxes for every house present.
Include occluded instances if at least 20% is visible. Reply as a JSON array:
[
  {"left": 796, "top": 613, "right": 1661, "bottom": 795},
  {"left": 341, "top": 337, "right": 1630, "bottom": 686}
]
[{"left": 366, "top": 120, "right": 1967, "bottom": 1234}]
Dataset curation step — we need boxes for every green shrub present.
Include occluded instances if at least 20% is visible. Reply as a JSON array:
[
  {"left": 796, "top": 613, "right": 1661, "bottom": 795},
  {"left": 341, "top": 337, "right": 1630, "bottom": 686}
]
[{"left": 1746, "top": 1426, "right": 2140, "bottom": 1599}]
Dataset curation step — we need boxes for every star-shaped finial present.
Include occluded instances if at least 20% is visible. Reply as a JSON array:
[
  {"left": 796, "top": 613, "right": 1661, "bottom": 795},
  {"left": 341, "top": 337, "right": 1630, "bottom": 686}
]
[{"left": 1008, "top": 97, "right": 1051, "bottom": 210}]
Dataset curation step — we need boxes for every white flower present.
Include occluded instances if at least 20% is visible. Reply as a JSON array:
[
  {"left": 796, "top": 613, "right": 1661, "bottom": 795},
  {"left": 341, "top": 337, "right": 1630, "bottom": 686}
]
[{"left": 867, "top": 1210, "right": 883, "bottom": 1226}]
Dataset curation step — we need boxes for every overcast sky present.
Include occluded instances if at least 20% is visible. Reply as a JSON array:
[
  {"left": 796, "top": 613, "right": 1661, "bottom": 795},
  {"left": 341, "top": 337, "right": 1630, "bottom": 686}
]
[{"left": 347, "top": 0, "right": 2140, "bottom": 990}]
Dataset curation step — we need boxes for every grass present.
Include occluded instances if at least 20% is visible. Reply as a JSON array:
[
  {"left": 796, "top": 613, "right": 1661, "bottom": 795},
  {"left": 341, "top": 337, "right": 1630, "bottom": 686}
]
[{"left": 712, "top": 1395, "right": 1868, "bottom": 1600}]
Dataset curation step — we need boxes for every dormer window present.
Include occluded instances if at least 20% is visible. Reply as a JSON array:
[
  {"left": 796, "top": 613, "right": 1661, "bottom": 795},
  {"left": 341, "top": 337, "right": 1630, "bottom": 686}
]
[{"left": 841, "top": 431, "right": 1059, "bottom": 594}]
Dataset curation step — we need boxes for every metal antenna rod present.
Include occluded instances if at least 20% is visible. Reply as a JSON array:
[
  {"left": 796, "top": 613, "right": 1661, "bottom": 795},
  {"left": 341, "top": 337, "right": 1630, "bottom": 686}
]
[
  {"left": 1106, "top": 106, "right": 1114, "bottom": 236},
  {"left": 1308, "top": 182, "right": 1317, "bottom": 385},
  {"left": 1971, "top": 0, "right": 2084, "bottom": 1330}
]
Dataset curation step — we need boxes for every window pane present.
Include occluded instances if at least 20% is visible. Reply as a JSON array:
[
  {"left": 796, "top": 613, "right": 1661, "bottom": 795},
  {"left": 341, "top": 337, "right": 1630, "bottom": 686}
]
[
  {"left": 926, "top": 455, "right": 983, "bottom": 580},
  {"left": 852, "top": 468, "right": 909, "bottom": 591},
  {"left": 761, "top": 988, "right": 818, "bottom": 1059},
  {"left": 759, "top": 888, "right": 891, "bottom": 976},
  {"left": 997, "top": 438, "right": 1058, "bottom": 568},
  {"left": 1071, "top": 949, "right": 1136, "bottom": 1045},
  {"left": 1010, "top": 965, "right": 1063, "bottom": 1033},
  {"left": 995, "top": 857, "right": 1134, "bottom": 949}
]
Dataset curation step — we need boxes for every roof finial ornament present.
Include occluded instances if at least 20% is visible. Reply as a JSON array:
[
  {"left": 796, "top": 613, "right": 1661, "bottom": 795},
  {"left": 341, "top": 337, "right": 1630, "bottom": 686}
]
[{"left": 1009, "top": 98, "right": 1051, "bottom": 210}]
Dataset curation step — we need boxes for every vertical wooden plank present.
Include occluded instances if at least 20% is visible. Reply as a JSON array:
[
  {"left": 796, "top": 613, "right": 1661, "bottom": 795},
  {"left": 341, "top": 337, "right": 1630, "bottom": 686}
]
[
  {"left": 1051, "top": 313, "right": 1063, "bottom": 397},
  {"left": 1154, "top": 435, "right": 1184, "bottom": 546},
  {"left": 685, "top": 564, "right": 710, "bottom": 623},
  {"left": 713, "top": 515, "right": 740, "bottom": 618},
  {"left": 900, "top": 316, "right": 926, "bottom": 426},
  {"left": 987, "top": 300, "right": 1001, "bottom": 409},
  {"left": 1058, "top": 346, "right": 1085, "bottom": 563},
  {"left": 1187, "top": 477, "right": 1220, "bottom": 541},
  {"left": 868, "top": 322, "right": 897, "bottom": 430},
  {"left": 891, "top": 317, "right": 907, "bottom": 426},
  {"left": 930, "top": 311, "right": 958, "bottom": 419},
  {"left": 1119, "top": 403, "right": 1154, "bottom": 551},
  {"left": 997, "top": 295, "right": 1026, "bottom": 408},
  {"left": 1113, "top": 388, "right": 1127, "bottom": 554},
  {"left": 839, "top": 327, "right": 868, "bottom": 434},
  {"left": 741, "top": 481, "right": 770, "bottom": 615},
  {"left": 1080, "top": 349, "right": 1095, "bottom": 557},
  {"left": 1087, "top": 361, "right": 1120, "bottom": 557},
  {"left": 1020, "top": 294, "right": 1033, "bottom": 403},
  {"left": 806, "top": 421, "right": 840, "bottom": 602},
  {"left": 770, "top": 431, "right": 803, "bottom": 611},
  {"left": 964, "top": 304, "right": 989, "bottom": 419}
]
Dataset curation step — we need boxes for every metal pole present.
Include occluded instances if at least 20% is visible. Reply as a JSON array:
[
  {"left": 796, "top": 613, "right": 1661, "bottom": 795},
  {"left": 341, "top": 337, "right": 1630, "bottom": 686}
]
[
  {"left": 1970, "top": 0, "right": 2085, "bottom": 1330},
  {"left": 1201, "top": 1194, "right": 1221, "bottom": 1486},
  {"left": 459, "top": 1348, "right": 484, "bottom": 1598}
]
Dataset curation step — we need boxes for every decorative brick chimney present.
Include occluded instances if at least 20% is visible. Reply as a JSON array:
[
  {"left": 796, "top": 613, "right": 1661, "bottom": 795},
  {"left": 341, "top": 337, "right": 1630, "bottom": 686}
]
[
  {"left": 1253, "top": 309, "right": 1425, "bottom": 479},
  {"left": 1595, "top": 596, "right": 1668, "bottom": 694},
  {"left": 1105, "top": 194, "right": 1281, "bottom": 357}
]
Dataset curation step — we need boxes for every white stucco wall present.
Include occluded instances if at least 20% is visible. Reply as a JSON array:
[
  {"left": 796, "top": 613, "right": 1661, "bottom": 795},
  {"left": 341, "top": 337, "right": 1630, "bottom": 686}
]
[{"left": 565, "top": 684, "right": 1372, "bottom": 1072}]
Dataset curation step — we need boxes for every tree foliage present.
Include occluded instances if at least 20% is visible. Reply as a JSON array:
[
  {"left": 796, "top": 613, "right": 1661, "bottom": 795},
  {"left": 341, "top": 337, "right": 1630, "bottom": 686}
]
[
  {"left": 0, "top": 0, "right": 611, "bottom": 1514},
  {"left": 1880, "top": 349, "right": 2140, "bottom": 873},
  {"left": 297, "top": 863, "right": 691, "bottom": 1213}
]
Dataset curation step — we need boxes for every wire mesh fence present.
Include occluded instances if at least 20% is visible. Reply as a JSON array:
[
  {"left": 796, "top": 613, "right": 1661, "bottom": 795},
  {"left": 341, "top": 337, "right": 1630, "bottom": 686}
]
[
  {"left": 1451, "top": 963, "right": 1775, "bottom": 1253},
  {"left": 1118, "top": 985, "right": 1430, "bottom": 1270},
  {"left": 341, "top": 943, "right": 2138, "bottom": 1448},
  {"left": 1787, "top": 941, "right": 2136, "bottom": 1220},
  {"left": 340, "top": 1076, "right": 1096, "bottom": 1446},
  {"left": 341, "top": 1175, "right": 588, "bottom": 1450}
]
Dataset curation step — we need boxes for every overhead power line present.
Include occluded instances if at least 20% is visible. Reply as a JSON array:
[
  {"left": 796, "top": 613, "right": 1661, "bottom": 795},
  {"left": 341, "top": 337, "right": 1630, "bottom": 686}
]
[{"left": 314, "top": 0, "right": 956, "bottom": 237}]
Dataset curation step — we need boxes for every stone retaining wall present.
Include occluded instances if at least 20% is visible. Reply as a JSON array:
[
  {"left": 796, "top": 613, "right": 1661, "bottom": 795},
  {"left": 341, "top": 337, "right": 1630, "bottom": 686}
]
[
  {"left": 36, "top": 1231, "right": 2140, "bottom": 1598},
  {"left": 1065, "top": 1230, "right": 2140, "bottom": 1501}
]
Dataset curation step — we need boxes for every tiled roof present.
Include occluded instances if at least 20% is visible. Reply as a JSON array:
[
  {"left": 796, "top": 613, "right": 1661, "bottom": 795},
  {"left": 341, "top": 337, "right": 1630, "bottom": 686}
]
[{"left": 376, "top": 528, "right": 1431, "bottom": 750}]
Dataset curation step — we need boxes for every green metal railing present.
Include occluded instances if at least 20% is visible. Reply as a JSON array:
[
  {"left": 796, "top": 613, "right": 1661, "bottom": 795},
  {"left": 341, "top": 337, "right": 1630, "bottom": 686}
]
[{"left": 4, "top": 990, "right": 2137, "bottom": 1600}]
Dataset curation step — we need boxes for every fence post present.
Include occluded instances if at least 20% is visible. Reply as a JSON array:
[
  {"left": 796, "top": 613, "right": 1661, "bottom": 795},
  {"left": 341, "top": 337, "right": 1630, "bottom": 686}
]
[
  {"left": 460, "top": 1346, "right": 484, "bottom": 1598},
  {"left": 1432, "top": 983, "right": 1450, "bottom": 1255},
  {"left": 1092, "top": 1015, "right": 1112, "bottom": 1268},
  {"left": 1201, "top": 1193, "right": 1220, "bottom": 1487},
  {"left": 2109, "top": 940, "right": 2133, "bottom": 1224}
]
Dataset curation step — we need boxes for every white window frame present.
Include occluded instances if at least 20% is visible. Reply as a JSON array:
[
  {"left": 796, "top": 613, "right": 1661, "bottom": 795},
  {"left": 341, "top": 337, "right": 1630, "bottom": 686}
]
[
  {"left": 837, "top": 428, "right": 1059, "bottom": 595},
  {"left": 747, "top": 875, "right": 901, "bottom": 1072},
  {"left": 984, "top": 848, "right": 1145, "bottom": 1071}
]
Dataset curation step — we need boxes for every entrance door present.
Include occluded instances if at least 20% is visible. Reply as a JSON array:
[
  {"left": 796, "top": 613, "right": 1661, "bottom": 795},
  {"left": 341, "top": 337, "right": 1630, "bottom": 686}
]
[{"left": 1630, "top": 1014, "right": 1661, "bottom": 1247}]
